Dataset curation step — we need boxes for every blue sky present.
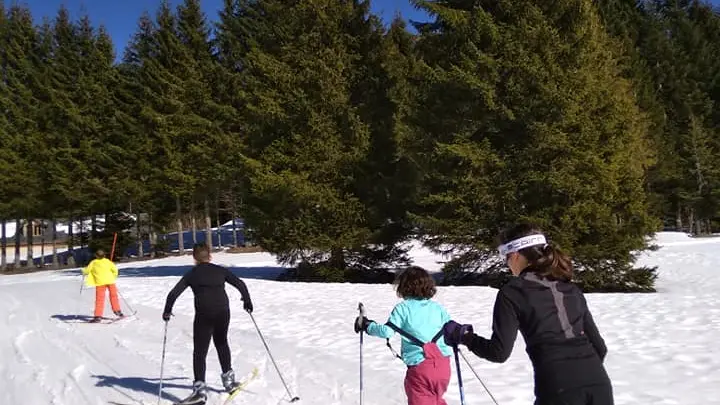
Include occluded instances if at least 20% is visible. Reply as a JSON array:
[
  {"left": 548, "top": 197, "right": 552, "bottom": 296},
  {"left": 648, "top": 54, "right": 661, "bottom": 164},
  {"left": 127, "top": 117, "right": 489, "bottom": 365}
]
[
  {"left": 18, "top": 0, "right": 429, "bottom": 59},
  {"left": 17, "top": 0, "right": 720, "bottom": 60}
]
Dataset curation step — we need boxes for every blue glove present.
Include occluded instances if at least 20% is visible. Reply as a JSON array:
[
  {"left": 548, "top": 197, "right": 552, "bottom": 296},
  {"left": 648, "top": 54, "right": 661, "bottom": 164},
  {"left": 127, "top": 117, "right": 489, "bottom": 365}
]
[{"left": 443, "top": 320, "right": 474, "bottom": 347}]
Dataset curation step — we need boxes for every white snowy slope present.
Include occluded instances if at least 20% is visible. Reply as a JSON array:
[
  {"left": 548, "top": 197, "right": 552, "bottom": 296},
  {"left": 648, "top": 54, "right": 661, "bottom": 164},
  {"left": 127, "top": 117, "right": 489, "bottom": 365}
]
[{"left": 0, "top": 232, "right": 718, "bottom": 405}]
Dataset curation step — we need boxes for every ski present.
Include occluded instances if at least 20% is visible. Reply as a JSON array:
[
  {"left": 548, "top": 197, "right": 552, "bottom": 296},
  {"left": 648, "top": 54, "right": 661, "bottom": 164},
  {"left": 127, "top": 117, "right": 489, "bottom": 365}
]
[
  {"left": 81, "top": 318, "right": 123, "bottom": 324},
  {"left": 54, "top": 316, "right": 122, "bottom": 324},
  {"left": 169, "top": 368, "right": 260, "bottom": 405},
  {"left": 86, "top": 315, "right": 135, "bottom": 324},
  {"left": 222, "top": 367, "right": 260, "bottom": 404}
]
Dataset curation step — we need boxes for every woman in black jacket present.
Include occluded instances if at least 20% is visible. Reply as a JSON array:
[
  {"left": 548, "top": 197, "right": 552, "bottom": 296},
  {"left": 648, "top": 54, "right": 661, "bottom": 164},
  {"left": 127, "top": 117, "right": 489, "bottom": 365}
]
[{"left": 445, "top": 223, "right": 614, "bottom": 405}]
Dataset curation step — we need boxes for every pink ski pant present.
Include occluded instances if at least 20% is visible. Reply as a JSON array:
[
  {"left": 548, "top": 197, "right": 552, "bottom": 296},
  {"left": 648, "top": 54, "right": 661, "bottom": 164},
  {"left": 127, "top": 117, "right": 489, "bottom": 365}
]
[{"left": 404, "top": 343, "right": 451, "bottom": 405}]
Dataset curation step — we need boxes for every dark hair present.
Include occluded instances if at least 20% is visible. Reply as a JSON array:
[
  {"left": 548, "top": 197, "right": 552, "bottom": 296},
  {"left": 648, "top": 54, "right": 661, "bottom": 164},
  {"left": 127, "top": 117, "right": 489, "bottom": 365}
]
[
  {"left": 193, "top": 243, "right": 211, "bottom": 263},
  {"left": 95, "top": 249, "right": 105, "bottom": 259},
  {"left": 499, "top": 223, "right": 573, "bottom": 282},
  {"left": 394, "top": 266, "right": 436, "bottom": 299}
]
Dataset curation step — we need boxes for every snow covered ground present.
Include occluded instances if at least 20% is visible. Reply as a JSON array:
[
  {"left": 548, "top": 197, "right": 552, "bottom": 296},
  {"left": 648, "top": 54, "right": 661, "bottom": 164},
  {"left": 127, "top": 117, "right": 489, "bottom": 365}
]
[{"left": 0, "top": 232, "right": 718, "bottom": 405}]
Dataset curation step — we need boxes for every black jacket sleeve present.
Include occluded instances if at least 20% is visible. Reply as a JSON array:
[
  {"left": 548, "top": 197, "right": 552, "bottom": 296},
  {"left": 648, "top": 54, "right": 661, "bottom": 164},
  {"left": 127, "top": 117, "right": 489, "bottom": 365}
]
[
  {"left": 163, "top": 273, "right": 190, "bottom": 315},
  {"left": 466, "top": 289, "right": 520, "bottom": 363},
  {"left": 582, "top": 297, "right": 607, "bottom": 361},
  {"left": 225, "top": 269, "right": 252, "bottom": 304}
]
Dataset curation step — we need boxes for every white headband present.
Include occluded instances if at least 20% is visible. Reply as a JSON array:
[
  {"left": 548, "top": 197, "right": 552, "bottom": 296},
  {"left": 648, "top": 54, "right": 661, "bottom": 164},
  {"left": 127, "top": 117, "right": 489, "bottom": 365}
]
[{"left": 498, "top": 234, "right": 547, "bottom": 257}]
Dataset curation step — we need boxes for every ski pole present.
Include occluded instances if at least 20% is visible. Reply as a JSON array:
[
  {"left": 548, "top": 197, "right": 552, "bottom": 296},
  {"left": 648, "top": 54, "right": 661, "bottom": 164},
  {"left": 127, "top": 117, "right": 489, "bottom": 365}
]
[
  {"left": 454, "top": 347, "right": 466, "bottom": 405},
  {"left": 158, "top": 320, "right": 169, "bottom": 405},
  {"left": 80, "top": 275, "right": 85, "bottom": 295},
  {"left": 118, "top": 290, "right": 137, "bottom": 316},
  {"left": 459, "top": 350, "right": 500, "bottom": 405},
  {"left": 357, "top": 302, "right": 365, "bottom": 405},
  {"left": 248, "top": 311, "right": 300, "bottom": 402}
]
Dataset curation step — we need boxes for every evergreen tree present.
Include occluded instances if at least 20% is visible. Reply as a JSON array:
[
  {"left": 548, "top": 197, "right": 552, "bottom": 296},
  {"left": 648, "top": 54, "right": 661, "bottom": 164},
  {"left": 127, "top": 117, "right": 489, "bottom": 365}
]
[
  {"left": 348, "top": 17, "right": 422, "bottom": 268},
  {"left": 637, "top": 1, "right": 720, "bottom": 234},
  {"left": 408, "top": 0, "right": 659, "bottom": 291},
  {"left": 596, "top": 0, "right": 671, "bottom": 221},
  {"left": 0, "top": 0, "right": 10, "bottom": 218},
  {"left": 176, "top": 0, "right": 232, "bottom": 242},
  {"left": 136, "top": 1, "right": 196, "bottom": 249},
  {"left": 33, "top": 18, "right": 66, "bottom": 233},
  {"left": 220, "top": 0, "right": 408, "bottom": 277},
  {"left": 76, "top": 19, "right": 120, "bottom": 218},
  {"left": 116, "top": 12, "right": 161, "bottom": 221},
  {"left": 2, "top": 5, "right": 42, "bottom": 224},
  {"left": 0, "top": 1, "right": 14, "bottom": 268},
  {"left": 43, "top": 6, "right": 90, "bottom": 227}
]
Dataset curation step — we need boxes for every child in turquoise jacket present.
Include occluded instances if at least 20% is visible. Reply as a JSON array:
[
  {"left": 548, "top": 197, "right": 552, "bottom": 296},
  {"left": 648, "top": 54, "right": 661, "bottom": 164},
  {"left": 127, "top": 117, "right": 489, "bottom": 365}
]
[{"left": 355, "top": 266, "right": 453, "bottom": 405}]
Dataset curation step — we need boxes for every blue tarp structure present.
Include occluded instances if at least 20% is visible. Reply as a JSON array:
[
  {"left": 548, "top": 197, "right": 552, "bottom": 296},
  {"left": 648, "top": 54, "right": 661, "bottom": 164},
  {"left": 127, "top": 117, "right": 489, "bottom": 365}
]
[{"left": 26, "top": 218, "right": 248, "bottom": 267}]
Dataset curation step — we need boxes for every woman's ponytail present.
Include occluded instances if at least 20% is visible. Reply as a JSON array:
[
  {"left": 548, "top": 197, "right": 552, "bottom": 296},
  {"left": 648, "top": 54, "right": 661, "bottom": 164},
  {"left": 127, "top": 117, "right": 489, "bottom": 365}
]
[
  {"left": 539, "top": 244, "right": 573, "bottom": 281},
  {"left": 499, "top": 223, "right": 573, "bottom": 282}
]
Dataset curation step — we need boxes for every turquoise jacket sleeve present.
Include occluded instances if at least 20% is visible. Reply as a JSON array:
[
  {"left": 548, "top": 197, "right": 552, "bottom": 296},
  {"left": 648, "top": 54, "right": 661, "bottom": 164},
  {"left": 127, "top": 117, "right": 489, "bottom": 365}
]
[
  {"left": 441, "top": 305, "right": 451, "bottom": 324},
  {"left": 366, "top": 304, "right": 404, "bottom": 338}
]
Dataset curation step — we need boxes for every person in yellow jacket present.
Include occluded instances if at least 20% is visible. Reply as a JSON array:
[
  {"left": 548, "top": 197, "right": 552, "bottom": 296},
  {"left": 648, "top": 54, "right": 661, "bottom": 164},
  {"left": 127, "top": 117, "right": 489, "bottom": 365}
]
[{"left": 83, "top": 249, "right": 124, "bottom": 323}]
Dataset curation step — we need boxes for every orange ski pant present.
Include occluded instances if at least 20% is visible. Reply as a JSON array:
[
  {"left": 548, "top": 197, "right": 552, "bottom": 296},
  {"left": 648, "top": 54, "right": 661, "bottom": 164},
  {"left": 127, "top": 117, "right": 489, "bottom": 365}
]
[{"left": 95, "top": 284, "right": 121, "bottom": 317}]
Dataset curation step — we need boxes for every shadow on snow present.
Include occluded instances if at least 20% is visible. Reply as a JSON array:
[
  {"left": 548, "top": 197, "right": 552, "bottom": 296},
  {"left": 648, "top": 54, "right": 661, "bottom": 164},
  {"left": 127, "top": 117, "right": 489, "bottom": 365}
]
[
  {"left": 91, "top": 374, "right": 228, "bottom": 403},
  {"left": 59, "top": 265, "right": 289, "bottom": 281},
  {"left": 50, "top": 314, "right": 97, "bottom": 322}
]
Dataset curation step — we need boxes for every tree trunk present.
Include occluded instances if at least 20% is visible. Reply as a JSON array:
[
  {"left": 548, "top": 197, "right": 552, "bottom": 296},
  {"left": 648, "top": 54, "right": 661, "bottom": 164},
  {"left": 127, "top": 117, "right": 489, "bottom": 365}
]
[
  {"left": 25, "top": 218, "right": 33, "bottom": 267},
  {"left": 1, "top": 219, "right": 6, "bottom": 271},
  {"left": 52, "top": 219, "right": 58, "bottom": 268},
  {"left": 231, "top": 193, "right": 238, "bottom": 248},
  {"left": 136, "top": 210, "right": 144, "bottom": 258},
  {"left": 150, "top": 213, "right": 157, "bottom": 258},
  {"left": 66, "top": 216, "right": 74, "bottom": 266},
  {"left": 216, "top": 194, "right": 222, "bottom": 248},
  {"left": 80, "top": 215, "right": 85, "bottom": 250},
  {"left": 330, "top": 247, "right": 345, "bottom": 271},
  {"left": 689, "top": 208, "right": 695, "bottom": 235},
  {"left": 192, "top": 207, "right": 197, "bottom": 244},
  {"left": 176, "top": 195, "right": 185, "bottom": 254},
  {"left": 40, "top": 220, "right": 45, "bottom": 268},
  {"left": 14, "top": 218, "right": 21, "bottom": 267},
  {"left": 68, "top": 216, "right": 74, "bottom": 253},
  {"left": 205, "top": 198, "right": 212, "bottom": 249},
  {"left": 91, "top": 215, "right": 97, "bottom": 245},
  {"left": 675, "top": 205, "right": 682, "bottom": 231},
  {"left": 232, "top": 216, "right": 238, "bottom": 248}
]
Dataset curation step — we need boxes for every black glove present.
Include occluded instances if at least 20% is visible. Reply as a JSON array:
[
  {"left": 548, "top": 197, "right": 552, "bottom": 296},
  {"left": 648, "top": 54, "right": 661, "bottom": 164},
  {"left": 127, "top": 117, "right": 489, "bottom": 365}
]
[
  {"left": 354, "top": 316, "right": 373, "bottom": 333},
  {"left": 162, "top": 312, "right": 172, "bottom": 322},
  {"left": 443, "top": 320, "right": 474, "bottom": 347},
  {"left": 244, "top": 300, "right": 253, "bottom": 314}
]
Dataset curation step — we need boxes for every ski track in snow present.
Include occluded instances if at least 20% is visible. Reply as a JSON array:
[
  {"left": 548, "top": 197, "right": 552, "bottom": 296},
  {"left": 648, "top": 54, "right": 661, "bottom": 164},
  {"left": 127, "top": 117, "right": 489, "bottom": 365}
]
[{"left": 0, "top": 232, "right": 719, "bottom": 404}]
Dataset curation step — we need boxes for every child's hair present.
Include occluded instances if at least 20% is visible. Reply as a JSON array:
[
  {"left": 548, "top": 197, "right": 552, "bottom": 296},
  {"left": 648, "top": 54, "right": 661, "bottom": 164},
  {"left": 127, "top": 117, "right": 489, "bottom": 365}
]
[
  {"left": 394, "top": 266, "right": 436, "bottom": 299},
  {"left": 95, "top": 249, "right": 105, "bottom": 259},
  {"left": 193, "top": 243, "right": 211, "bottom": 263},
  {"left": 498, "top": 223, "right": 573, "bottom": 281}
]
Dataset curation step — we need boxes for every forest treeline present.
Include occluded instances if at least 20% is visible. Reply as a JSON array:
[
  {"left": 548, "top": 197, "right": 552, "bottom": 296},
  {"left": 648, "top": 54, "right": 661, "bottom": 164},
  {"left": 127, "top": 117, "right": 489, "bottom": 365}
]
[{"left": 1, "top": 0, "right": 719, "bottom": 291}]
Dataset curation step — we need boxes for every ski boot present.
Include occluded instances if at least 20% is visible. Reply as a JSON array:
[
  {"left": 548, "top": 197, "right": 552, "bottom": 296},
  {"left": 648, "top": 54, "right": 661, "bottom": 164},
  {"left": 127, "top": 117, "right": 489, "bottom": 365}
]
[
  {"left": 114, "top": 310, "right": 125, "bottom": 318},
  {"left": 221, "top": 370, "right": 241, "bottom": 393},
  {"left": 89, "top": 316, "right": 102, "bottom": 323},
  {"left": 175, "top": 381, "right": 207, "bottom": 405}
]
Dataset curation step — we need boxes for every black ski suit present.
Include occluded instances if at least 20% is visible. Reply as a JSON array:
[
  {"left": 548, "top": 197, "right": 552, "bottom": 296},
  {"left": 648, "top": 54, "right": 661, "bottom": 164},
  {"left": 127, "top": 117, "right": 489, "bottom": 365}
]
[
  {"left": 464, "top": 268, "right": 613, "bottom": 405},
  {"left": 163, "top": 262, "right": 253, "bottom": 383}
]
